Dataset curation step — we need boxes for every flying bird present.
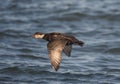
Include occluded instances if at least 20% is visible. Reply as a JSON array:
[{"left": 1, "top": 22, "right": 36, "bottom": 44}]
[{"left": 33, "top": 32, "right": 84, "bottom": 71}]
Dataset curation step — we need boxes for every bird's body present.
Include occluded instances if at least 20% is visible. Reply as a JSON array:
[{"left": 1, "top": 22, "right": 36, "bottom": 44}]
[{"left": 33, "top": 32, "right": 84, "bottom": 71}]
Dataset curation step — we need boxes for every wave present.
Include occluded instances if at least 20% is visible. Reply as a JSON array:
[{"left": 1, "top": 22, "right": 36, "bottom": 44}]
[
  {"left": 0, "top": 29, "right": 30, "bottom": 38},
  {"left": 105, "top": 47, "right": 120, "bottom": 55}
]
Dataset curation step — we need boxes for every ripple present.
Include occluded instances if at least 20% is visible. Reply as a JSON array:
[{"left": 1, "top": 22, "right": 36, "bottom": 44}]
[
  {"left": 0, "top": 29, "right": 30, "bottom": 38},
  {"left": 19, "top": 48, "right": 32, "bottom": 53},
  {"left": 17, "top": 54, "right": 47, "bottom": 60},
  {"left": 105, "top": 47, "right": 120, "bottom": 55},
  {"left": 0, "top": 66, "right": 24, "bottom": 75},
  {"left": 61, "top": 72, "right": 94, "bottom": 78}
]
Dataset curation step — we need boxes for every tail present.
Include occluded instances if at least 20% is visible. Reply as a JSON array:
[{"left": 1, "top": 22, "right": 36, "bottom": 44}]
[{"left": 76, "top": 41, "right": 84, "bottom": 47}]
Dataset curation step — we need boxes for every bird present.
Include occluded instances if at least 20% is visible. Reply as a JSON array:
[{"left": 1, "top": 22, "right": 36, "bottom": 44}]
[{"left": 33, "top": 32, "right": 84, "bottom": 71}]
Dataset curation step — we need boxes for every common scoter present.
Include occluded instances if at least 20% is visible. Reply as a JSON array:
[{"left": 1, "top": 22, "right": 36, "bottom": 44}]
[{"left": 33, "top": 32, "right": 84, "bottom": 71}]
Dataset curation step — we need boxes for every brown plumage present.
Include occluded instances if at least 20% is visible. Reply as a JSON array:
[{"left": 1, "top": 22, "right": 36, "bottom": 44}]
[{"left": 33, "top": 32, "right": 84, "bottom": 71}]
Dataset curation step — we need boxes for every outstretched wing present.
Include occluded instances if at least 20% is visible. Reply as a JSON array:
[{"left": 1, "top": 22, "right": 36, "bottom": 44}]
[
  {"left": 63, "top": 44, "right": 72, "bottom": 56},
  {"left": 47, "top": 40, "right": 67, "bottom": 71}
]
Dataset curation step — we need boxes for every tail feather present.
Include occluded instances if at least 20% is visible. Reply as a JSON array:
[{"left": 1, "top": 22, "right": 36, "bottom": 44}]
[{"left": 76, "top": 41, "right": 84, "bottom": 47}]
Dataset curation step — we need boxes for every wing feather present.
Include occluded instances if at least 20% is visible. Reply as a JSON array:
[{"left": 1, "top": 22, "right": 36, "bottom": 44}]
[
  {"left": 47, "top": 40, "right": 67, "bottom": 71},
  {"left": 63, "top": 44, "right": 72, "bottom": 56}
]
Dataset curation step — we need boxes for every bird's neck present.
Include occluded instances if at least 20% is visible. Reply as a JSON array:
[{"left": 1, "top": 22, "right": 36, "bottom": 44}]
[{"left": 43, "top": 34, "right": 51, "bottom": 41}]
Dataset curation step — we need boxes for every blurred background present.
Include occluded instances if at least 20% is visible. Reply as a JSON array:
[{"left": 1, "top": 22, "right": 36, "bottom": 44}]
[{"left": 0, "top": 0, "right": 120, "bottom": 84}]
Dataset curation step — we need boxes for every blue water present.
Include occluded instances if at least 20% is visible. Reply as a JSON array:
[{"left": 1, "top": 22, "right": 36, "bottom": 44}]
[{"left": 0, "top": 0, "right": 120, "bottom": 84}]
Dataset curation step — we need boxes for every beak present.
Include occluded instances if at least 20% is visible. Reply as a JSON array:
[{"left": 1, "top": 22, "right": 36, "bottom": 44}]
[{"left": 32, "top": 35, "right": 35, "bottom": 38}]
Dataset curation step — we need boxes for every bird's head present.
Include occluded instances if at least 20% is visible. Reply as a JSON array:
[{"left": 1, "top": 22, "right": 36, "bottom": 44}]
[{"left": 33, "top": 32, "right": 45, "bottom": 39}]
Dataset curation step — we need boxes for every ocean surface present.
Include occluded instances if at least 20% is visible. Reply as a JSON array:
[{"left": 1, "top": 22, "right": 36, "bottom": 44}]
[{"left": 0, "top": 0, "right": 120, "bottom": 84}]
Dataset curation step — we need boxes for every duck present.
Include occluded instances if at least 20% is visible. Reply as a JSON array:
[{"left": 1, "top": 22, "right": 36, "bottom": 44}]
[{"left": 33, "top": 32, "right": 84, "bottom": 71}]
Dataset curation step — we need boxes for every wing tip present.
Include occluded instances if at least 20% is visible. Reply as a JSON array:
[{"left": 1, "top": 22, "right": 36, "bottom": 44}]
[{"left": 52, "top": 66, "right": 59, "bottom": 71}]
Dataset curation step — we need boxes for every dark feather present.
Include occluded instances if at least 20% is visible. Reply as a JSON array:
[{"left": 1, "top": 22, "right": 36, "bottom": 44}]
[{"left": 63, "top": 44, "right": 72, "bottom": 56}]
